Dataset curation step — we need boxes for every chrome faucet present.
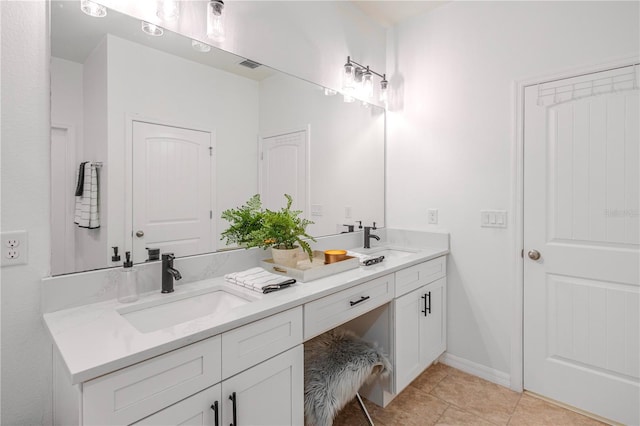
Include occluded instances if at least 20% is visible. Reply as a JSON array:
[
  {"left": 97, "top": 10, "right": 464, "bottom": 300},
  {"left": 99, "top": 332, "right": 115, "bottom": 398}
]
[
  {"left": 161, "top": 253, "right": 182, "bottom": 293},
  {"left": 363, "top": 223, "right": 380, "bottom": 249}
]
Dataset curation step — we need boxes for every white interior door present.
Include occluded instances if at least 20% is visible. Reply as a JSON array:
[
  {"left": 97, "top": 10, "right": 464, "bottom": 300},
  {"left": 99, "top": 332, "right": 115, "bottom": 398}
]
[
  {"left": 51, "top": 124, "right": 76, "bottom": 275},
  {"left": 132, "top": 121, "right": 214, "bottom": 262},
  {"left": 259, "top": 129, "right": 308, "bottom": 213},
  {"left": 523, "top": 65, "right": 639, "bottom": 425}
]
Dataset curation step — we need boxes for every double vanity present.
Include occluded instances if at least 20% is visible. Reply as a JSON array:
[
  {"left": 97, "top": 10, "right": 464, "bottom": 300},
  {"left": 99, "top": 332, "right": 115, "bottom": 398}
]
[{"left": 44, "top": 230, "right": 449, "bottom": 425}]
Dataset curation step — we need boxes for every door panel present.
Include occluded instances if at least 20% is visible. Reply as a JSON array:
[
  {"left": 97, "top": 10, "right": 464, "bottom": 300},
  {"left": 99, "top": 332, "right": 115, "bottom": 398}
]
[
  {"left": 132, "top": 121, "right": 214, "bottom": 262},
  {"left": 394, "top": 288, "right": 422, "bottom": 393},
  {"left": 259, "top": 130, "right": 308, "bottom": 213},
  {"left": 524, "top": 65, "right": 639, "bottom": 425}
]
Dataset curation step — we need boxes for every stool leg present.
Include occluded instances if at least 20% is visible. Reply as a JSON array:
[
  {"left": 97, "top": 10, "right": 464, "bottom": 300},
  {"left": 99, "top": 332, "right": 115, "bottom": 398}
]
[{"left": 355, "top": 393, "right": 374, "bottom": 426}]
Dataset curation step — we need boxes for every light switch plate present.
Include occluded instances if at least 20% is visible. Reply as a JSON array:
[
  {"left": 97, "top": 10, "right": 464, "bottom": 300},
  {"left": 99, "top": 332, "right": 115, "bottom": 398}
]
[
  {"left": 480, "top": 210, "right": 507, "bottom": 228},
  {"left": 311, "top": 204, "right": 323, "bottom": 217}
]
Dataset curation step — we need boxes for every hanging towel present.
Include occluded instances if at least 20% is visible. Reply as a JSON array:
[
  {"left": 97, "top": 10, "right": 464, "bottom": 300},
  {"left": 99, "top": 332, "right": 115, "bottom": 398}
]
[
  {"left": 74, "top": 162, "right": 87, "bottom": 196},
  {"left": 225, "top": 267, "right": 296, "bottom": 293},
  {"left": 74, "top": 162, "right": 100, "bottom": 229}
]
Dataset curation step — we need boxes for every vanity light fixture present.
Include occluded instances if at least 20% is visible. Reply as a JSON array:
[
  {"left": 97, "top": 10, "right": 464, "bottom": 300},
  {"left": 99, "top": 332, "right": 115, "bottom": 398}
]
[
  {"left": 342, "top": 56, "right": 388, "bottom": 104},
  {"left": 141, "top": 21, "right": 164, "bottom": 37},
  {"left": 207, "top": 0, "right": 226, "bottom": 42},
  {"left": 191, "top": 40, "right": 212, "bottom": 53},
  {"left": 80, "top": 0, "right": 107, "bottom": 17},
  {"left": 157, "top": 0, "right": 180, "bottom": 21}
]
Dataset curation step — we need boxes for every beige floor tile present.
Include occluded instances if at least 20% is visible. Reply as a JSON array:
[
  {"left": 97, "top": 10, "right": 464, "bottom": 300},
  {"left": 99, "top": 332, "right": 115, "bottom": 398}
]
[
  {"left": 333, "top": 398, "right": 376, "bottom": 426},
  {"left": 431, "top": 369, "right": 520, "bottom": 425},
  {"left": 508, "top": 394, "right": 606, "bottom": 426},
  {"left": 410, "top": 362, "right": 453, "bottom": 394},
  {"left": 435, "top": 406, "right": 497, "bottom": 426},
  {"left": 370, "top": 386, "right": 449, "bottom": 426}
]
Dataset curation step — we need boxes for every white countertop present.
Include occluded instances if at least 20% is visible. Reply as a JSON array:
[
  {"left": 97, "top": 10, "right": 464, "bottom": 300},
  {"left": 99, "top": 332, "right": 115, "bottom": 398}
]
[{"left": 44, "top": 246, "right": 448, "bottom": 384}]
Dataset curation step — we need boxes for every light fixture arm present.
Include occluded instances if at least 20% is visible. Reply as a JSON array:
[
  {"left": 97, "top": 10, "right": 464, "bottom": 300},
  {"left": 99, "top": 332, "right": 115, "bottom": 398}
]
[{"left": 346, "top": 56, "right": 386, "bottom": 81}]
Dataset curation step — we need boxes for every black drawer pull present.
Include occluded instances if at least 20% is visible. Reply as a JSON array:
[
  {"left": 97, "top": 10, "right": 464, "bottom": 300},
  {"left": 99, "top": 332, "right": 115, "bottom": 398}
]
[
  {"left": 210, "top": 401, "right": 219, "bottom": 426},
  {"left": 426, "top": 291, "right": 432, "bottom": 315},
  {"left": 229, "top": 392, "right": 237, "bottom": 426},
  {"left": 350, "top": 295, "right": 370, "bottom": 306}
]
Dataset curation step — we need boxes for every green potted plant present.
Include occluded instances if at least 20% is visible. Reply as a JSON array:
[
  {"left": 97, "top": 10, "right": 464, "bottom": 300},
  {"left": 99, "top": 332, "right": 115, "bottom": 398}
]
[{"left": 220, "top": 194, "right": 316, "bottom": 267}]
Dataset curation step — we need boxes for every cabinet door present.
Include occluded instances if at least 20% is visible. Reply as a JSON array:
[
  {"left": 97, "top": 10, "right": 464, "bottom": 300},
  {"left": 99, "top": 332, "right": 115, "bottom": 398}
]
[
  {"left": 394, "top": 287, "right": 424, "bottom": 393},
  {"left": 221, "top": 345, "right": 303, "bottom": 426},
  {"left": 422, "top": 277, "right": 446, "bottom": 366},
  {"left": 133, "top": 384, "right": 221, "bottom": 426}
]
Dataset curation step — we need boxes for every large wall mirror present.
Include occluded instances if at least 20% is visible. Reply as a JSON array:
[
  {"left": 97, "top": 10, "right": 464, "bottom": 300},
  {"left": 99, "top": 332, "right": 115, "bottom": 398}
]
[{"left": 50, "top": 1, "right": 385, "bottom": 276}]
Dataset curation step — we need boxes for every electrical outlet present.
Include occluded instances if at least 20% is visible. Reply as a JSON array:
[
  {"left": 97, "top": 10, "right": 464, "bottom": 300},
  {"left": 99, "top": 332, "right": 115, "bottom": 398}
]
[
  {"left": 427, "top": 209, "right": 438, "bottom": 224},
  {"left": 1, "top": 231, "right": 28, "bottom": 266}
]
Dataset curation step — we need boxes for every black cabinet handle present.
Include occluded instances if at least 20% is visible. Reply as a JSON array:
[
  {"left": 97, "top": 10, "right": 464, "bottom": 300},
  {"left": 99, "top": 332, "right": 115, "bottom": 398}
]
[
  {"left": 210, "top": 401, "right": 219, "bottom": 426},
  {"left": 421, "top": 294, "right": 427, "bottom": 316},
  {"left": 229, "top": 392, "right": 237, "bottom": 426},
  {"left": 426, "top": 291, "right": 432, "bottom": 315},
  {"left": 350, "top": 295, "right": 370, "bottom": 306}
]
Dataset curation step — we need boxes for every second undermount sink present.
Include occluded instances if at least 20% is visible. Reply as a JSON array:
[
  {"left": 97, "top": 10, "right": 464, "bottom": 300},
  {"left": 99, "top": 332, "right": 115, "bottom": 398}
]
[{"left": 118, "top": 287, "right": 254, "bottom": 333}]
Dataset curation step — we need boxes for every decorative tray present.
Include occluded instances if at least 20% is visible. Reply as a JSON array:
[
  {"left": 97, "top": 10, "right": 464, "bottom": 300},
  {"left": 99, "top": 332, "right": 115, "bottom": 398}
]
[{"left": 260, "top": 250, "right": 359, "bottom": 282}]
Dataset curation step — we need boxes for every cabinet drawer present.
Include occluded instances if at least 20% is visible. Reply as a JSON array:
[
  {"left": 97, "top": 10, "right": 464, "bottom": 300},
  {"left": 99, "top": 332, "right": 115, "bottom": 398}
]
[
  {"left": 395, "top": 256, "right": 446, "bottom": 297},
  {"left": 304, "top": 274, "right": 394, "bottom": 340},
  {"left": 83, "top": 335, "right": 221, "bottom": 425},
  {"left": 222, "top": 307, "right": 302, "bottom": 379}
]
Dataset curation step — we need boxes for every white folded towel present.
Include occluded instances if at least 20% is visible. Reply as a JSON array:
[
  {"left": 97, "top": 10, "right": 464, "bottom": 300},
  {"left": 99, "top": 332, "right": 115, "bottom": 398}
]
[
  {"left": 346, "top": 251, "right": 383, "bottom": 265},
  {"left": 225, "top": 267, "right": 295, "bottom": 293},
  {"left": 74, "top": 162, "right": 100, "bottom": 229}
]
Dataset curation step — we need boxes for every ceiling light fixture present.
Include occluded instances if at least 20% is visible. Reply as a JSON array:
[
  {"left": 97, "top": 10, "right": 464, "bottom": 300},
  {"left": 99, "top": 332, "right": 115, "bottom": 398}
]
[
  {"left": 80, "top": 0, "right": 107, "bottom": 17},
  {"left": 207, "top": 0, "right": 225, "bottom": 42},
  {"left": 157, "top": 0, "right": 180, "bottom": 21},
  {"left": 191, "top": 39, "right": 212, "bottom": 53},
  {"left": 342, "top": 56, "right": 388, "bottom": 105},
  {"left": 141, "top": 21, "right": 164, "bottom": 37}
]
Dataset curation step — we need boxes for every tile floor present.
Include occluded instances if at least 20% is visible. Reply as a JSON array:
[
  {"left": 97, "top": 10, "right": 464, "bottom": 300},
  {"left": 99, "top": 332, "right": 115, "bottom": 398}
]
[{"left": 333, "top": 363, "right": 606, "bottom": 426}]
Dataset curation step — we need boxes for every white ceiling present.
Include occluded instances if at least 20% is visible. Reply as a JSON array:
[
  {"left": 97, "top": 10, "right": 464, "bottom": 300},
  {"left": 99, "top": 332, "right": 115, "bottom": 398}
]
[{"left": 351, "top": 1, "right": 449, "bottom": 28}]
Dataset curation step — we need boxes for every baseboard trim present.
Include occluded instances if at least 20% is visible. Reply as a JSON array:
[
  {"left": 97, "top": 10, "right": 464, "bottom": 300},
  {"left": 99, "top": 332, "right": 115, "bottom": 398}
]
[{"left": 440, "top": 352, "right": 511, "bottom": 388}]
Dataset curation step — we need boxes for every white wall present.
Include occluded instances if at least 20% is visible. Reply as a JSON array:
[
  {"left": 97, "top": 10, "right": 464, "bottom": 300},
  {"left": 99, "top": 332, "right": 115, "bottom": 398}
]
[
  {"left": 98, "top": 0, "right": 387, "bottom": 103},
  {"left": 386, "top": 1, "right": 639, "bottom": 380},
  {"left": 0, "top": 2, "right": 52, "bottom": 425},
  {"left": 1, "top": 2, "right": 385, "bottom": 424},
  {"left": 259, "top": 73, "right": 385, "bottom": 236}
]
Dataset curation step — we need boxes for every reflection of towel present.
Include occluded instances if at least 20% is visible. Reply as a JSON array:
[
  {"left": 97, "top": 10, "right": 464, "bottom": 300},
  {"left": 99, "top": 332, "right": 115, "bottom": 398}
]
[
  {"left": 225, "top": 267, "right": 295, "bottom": 293},
  {"left": 74, "top": 162, "right": 100, "bottom": 229}
]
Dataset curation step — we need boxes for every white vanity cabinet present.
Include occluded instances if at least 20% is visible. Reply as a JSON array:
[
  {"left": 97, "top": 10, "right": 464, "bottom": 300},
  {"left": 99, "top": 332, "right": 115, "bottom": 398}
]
[
  {"left": 393, "top": 257, "right": 447, "bottom": 393},
  {"left": 135, "top": 346, "right": 303, "bottom": 426},
  {"left": 54, "top": 307, "right": 303, "bottom": 426}
]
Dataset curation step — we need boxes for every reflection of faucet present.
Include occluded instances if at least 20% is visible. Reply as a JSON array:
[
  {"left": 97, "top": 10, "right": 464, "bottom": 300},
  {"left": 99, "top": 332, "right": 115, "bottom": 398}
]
[
  {"left": 161, "top": 253, "right": 182, "bottom": 293},
  {"left": 363, "top": 223, "right": 380, "bottom": 249}
]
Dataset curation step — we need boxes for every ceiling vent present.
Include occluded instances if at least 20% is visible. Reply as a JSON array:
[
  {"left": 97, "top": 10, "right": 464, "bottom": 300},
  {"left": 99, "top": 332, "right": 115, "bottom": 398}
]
[{"left": 238, "top": 59, "right": 261, "bottom": 69}]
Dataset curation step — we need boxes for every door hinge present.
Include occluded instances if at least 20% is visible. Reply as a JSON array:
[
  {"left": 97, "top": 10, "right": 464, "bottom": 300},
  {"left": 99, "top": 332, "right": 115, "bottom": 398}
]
[
  {"left": 521, "top": 249, "right": 524, "bottom": 258},
  {"left": 209, "top": 146, "right": 213, "bottom": 156},
  {"left": 210, "top": 210, "right": 213, "bottom": 219}
]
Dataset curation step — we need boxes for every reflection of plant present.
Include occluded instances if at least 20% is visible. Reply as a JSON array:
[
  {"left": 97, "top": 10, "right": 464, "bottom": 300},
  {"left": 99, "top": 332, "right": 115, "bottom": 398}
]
[{"left": 220, "top": 194, "right": 316, "bottom": 260}]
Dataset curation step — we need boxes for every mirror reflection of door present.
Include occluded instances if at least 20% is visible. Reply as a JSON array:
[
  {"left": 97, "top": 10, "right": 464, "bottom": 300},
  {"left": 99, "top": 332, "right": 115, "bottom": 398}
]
[
  {"left": 259, "top": 129, "right": 309, "bottom": 215},
  {"left": 132, "top": 121, "right": 215, "bottom": 262}
]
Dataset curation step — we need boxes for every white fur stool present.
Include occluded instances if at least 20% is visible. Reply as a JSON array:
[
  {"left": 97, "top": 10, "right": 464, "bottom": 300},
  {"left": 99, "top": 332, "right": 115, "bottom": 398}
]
[{"left": 304, "top": 330, "right": 391, "bottom": 426}]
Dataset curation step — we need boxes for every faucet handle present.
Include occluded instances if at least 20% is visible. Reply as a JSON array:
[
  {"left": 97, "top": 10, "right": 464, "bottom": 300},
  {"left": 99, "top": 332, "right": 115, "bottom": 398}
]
[
  {"left": 372, "top": 222, "right": 377, "bottom": 230},
  {"left": 356, "top": 220, "right": 362, "bottom": 229},
  {"left": 162, "top": 253, "right": 175, "bottom": 261}
]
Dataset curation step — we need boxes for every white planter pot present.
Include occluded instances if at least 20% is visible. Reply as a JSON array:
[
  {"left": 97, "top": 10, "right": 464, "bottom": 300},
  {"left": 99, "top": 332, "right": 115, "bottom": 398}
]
[{"left": 271, "top": 246, "right": 301, "bottom": 268}]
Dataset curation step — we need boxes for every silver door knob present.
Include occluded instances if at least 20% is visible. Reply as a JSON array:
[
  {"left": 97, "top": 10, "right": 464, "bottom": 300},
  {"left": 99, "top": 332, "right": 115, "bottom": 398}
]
[
  {"left": 136, "top": 230, "right": 144, "bottom": 238},
  {"left": 528, "top": 250, "right": 541, "bottom": 260}
]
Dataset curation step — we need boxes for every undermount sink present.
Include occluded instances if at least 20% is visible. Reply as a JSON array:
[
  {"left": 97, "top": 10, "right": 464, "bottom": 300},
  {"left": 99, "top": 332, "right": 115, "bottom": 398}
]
[{"left": 118, "top": 287, "right": 254, "bottom": 333}]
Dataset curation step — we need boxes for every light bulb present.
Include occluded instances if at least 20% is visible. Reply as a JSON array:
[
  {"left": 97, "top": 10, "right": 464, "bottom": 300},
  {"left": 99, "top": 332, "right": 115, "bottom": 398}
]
[
  {"left": 207, "top": 0, "right": 226, "bottom": 42},
  {"left": 379, "top": 79, "right": 388, "bottom": 104},
  {"left": 141, "top": 21, "right": 164, "bottom": 36},
  {"left": 157, "top": 0, "right": 179, "bottom": 21},
  {"left": 80, "top": 0, "right": 107, "bottom": 17},
  {"left": 343, "top": 62, "right": 355, "bottom": 91},
  {"left": 362, "top": 70, "right": 373, "bottom": 99}
]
